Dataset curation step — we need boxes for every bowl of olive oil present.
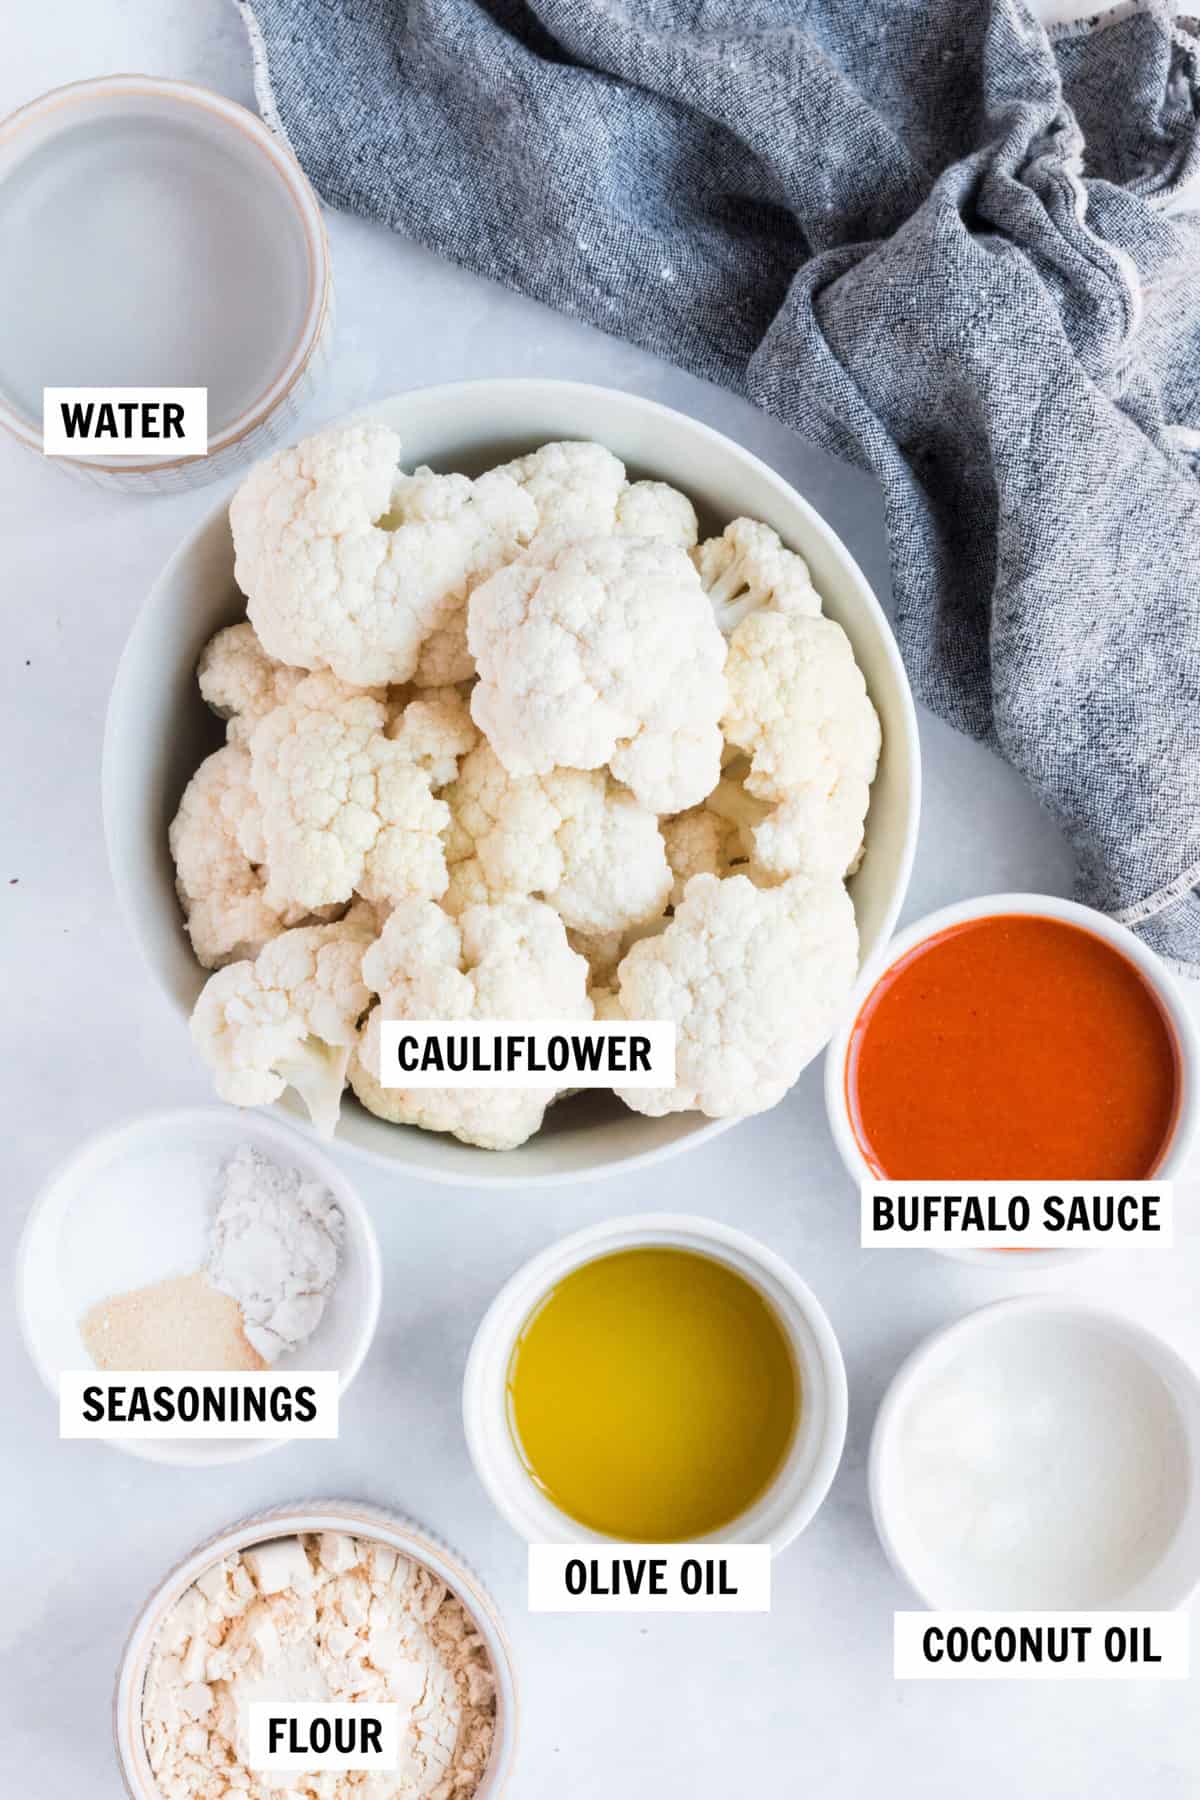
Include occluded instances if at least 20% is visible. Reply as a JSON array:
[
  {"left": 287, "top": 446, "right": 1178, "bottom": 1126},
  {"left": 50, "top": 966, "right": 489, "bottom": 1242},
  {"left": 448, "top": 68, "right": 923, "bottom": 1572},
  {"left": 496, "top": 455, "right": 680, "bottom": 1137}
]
[{"left": 463, "top": 1215, "right": 848, "bottom": 1551}]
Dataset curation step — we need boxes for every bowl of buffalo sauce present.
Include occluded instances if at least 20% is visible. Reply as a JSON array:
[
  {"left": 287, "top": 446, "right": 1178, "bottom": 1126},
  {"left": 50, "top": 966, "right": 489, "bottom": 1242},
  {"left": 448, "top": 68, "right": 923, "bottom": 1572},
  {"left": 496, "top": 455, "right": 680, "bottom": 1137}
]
[{"left": 824, "top": 893, "right": 1197, "bottom": 1263}]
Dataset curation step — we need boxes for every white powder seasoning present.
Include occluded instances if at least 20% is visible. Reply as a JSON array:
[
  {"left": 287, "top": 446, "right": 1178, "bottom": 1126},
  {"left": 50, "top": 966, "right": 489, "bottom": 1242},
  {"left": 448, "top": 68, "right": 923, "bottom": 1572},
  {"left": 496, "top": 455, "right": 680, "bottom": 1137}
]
[
  {"left": 207, "top": 1146, "right": 343, "bottom": 1362},
  {"left": 141, "top": 1533, "right": 496, "bottom": 1799},
  {"left": 891, "top": 1314, "right": 1191, "bottom": 1609}
]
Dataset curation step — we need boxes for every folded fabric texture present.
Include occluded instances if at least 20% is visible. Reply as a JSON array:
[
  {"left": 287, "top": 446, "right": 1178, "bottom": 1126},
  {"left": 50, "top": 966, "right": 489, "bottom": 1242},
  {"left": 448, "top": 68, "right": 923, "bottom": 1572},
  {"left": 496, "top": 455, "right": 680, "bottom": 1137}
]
[{"left": 240, "top": 0, "right": 1200, "bottom": 971}]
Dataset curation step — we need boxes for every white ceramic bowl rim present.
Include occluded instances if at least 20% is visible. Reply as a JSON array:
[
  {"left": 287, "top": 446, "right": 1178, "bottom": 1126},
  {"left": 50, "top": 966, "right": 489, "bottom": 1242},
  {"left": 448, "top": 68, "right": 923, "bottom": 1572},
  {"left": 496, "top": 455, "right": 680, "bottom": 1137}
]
[
  {"left": 15, "top": 1105, "right": 383, "bottom": 1466},
  {"left": 104, "top": 376, "right": 921, "bottom": 1186},
  {"left": 0, "top": 74, "right": 331, "bottom": 468},
  {"left": 462, "top": 1212, "right": 849, "bottom": 1554},
  {"left": 822, "top": 890, "right": 1200, "bottom": 1268},
  {"left": 868, "top": 1294, "right": 1200, "bottom": 1611},
  {"left": 112, "top": 1500, "right": 518, "bottom": 1800}
]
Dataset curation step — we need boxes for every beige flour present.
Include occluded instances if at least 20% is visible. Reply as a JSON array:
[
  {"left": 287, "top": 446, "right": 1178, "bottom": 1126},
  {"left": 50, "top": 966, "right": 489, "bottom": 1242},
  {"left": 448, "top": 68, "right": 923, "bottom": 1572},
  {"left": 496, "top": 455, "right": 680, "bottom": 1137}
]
[
  {"left": 142, "top": 1533, "right": 495, "bottom": 1799},
  {"left": 80, "top": 1272, "right": 266, "bottom": 1372}
]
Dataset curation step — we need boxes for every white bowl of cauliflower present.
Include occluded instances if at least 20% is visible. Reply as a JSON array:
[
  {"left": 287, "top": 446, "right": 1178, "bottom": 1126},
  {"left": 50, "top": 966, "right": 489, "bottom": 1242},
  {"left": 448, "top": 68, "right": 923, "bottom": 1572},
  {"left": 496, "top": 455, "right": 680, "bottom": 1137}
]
[{"left": 103, "top": 380, "right": 920, "bottom": 1185}]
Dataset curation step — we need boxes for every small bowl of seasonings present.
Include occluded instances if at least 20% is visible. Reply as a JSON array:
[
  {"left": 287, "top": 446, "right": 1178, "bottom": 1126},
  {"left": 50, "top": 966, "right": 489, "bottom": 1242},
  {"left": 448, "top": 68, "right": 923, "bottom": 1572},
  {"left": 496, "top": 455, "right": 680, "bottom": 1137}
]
[
  {"left": 114, "top": 1503, "right": 518, "bottom": 1799},
  {"left": 463, "top": 1213, "right": 848, "bottom": 1551},
  {"left": 17, "top": 1107, "right": 381, "bottom": 1463},
  {"left": 823, "top": 891, "right": 1198, "bottom": 1264}
]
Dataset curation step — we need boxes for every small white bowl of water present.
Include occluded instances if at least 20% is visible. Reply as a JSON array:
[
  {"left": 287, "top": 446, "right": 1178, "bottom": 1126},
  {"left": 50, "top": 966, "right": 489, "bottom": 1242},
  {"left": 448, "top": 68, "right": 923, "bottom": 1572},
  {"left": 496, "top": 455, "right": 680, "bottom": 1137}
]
[{"left": 0, "top": 75, "right": 331, "bottom": 490}]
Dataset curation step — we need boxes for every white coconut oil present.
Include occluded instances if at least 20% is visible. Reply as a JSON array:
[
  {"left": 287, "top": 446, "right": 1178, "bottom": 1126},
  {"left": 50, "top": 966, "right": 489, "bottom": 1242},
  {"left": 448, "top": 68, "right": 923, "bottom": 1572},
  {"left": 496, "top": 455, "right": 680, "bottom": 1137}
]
[{"left": 889, "top": 1312, "right": 1192, "bottom": 1609}]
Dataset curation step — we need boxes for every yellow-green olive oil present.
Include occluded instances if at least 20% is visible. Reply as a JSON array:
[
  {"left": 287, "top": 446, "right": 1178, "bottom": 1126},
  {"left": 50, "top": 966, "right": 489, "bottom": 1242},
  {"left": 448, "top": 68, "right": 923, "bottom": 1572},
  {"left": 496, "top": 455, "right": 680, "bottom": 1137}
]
[{"left": 506, "top": 1247, "right": 799, "bottom": 1541}]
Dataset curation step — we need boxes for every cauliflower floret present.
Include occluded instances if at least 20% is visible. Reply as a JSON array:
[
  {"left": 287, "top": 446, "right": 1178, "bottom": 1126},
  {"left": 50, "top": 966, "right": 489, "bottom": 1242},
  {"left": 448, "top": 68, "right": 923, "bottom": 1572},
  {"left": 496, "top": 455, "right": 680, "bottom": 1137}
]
[
  {"left": 445, "top": 742, "right": 562, "bottom": 900},
  {"left": 668, "top": 758, "right": 869, "bottom": 889},
  {"left": 546, "top": 767, "right": 671, "bottom": 934},
  {"left": 496, "top": 441, "right": 699, "bottom": 556},
  {"left": 439, "top": 779, "right": 495, "bottom": 918},
  {"left": 349, "top": 897, "right": 592, "bottom": 1149},
  {"left": 387, "top": 684, "right": 478, "bottom": 789},
  {"left": 230, "top": 424, "right": 536, "bottom": 687},
  {"left": 169, "top": 745, "right": 302, "bottom": 969},
  {"left": 610, "top": 872, "right": 858, "bottom": 1118},
  {"left": 249, "top": 672, "right": 449, "bottom": 911},
  {"left": 494, "top": 441, "right": 628, "bottom": 538},
  {"left": 468, "top": 535, "right": 726, "bottom": 814},
  {"left": 389, "top": 465, "right": 536, "bottom": 688},
  {"left": 694, "top": 518, "right": 821, "bottom": 633},
  {"left": 750, "top": 772, "right": 873, "bottom": 881},
  {"left": 723, "top": 612, "right": 881, "bottom": 818},
  {"left": 661, "top": 809, "right": 731, "bottom": 906},
  {"left": 660, "top": 777, "right": 761, "bottom": 905},
  {"left": 444, "top": 742, "right": 671, "bottom": 935},
  {"left": 196, "top": 622, "right": 305, "bottom": 746},
  {"left": 190, "top": 916, "right": 375, "bottom": 1136},
  {"left": 694, "top": 522, "right": 874, "bottom": 871},
  {"left": 614, "top": 480, "right": 698, "bottom": 549}
]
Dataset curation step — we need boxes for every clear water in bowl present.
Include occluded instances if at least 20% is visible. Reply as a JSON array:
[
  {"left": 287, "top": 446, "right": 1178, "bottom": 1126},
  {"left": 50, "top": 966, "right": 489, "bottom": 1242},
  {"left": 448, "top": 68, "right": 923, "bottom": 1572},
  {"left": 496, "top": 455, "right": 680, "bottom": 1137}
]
[{"left": 0, "top": 104, "right": 311, "bottom": 440}]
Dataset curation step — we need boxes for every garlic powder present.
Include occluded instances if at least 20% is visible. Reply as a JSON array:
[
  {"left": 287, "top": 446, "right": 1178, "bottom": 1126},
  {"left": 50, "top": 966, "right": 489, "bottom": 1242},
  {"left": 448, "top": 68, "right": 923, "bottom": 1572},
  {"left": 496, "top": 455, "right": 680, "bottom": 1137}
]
[
  {"left": 207, "top": 1145, "right": 343, "bottom": 1363},
  {"left": 141, "top": 1533, "right": 496, "bottom": 1798}
]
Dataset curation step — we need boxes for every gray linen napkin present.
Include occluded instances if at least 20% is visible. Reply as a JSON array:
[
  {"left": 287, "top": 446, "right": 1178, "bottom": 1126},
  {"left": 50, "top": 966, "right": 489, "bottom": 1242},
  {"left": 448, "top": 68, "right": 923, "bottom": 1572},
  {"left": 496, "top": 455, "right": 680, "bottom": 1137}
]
[{"left": 239, "top": 0, "right": 1200, "bottom": 971}]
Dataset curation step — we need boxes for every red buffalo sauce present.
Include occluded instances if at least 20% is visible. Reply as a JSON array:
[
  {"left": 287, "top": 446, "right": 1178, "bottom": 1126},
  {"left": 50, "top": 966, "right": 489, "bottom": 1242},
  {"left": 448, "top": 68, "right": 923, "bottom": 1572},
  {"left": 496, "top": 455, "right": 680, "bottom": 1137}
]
[{"left": 846, "top": 915, "right": 1179, "bottom": 1179}]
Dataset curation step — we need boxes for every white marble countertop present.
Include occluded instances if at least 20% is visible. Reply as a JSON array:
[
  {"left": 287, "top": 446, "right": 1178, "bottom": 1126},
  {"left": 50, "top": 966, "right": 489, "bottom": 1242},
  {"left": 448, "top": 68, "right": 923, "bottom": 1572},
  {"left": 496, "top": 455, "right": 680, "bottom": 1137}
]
[{"left": 3, "top": 6, "right": 1199, "bottom": 1796}]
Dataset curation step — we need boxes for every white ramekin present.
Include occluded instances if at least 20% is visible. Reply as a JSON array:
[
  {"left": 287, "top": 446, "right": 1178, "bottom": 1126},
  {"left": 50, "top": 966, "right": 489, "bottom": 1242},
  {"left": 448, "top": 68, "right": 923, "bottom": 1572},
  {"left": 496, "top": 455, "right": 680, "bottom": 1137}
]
[
  {"left": 869, "top": 1296, "right": 1200, "bottom": 1610},
  {"left": 0, "top": 75, "right": 331, "bottom": 491},
  {"left": 823, "top": 892, "right": 1199, "bottom": 1267},
  {"left": 113, "top": 1501, "right": 518, "bottom": 1798},
  {"left": 16, "top": 1107, "right": 382, "bottom": 1466},
  {"left": 462, "top": 1214, "right": 848, "bottom": 1553}
]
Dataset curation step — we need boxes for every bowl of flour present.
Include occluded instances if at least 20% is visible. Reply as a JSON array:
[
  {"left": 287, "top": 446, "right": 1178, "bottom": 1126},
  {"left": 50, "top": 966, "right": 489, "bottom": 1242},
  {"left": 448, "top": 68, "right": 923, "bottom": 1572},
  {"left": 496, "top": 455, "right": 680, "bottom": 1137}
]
[{"left": 114, "top": 1503, "right": 517, "bottom": 1800}]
